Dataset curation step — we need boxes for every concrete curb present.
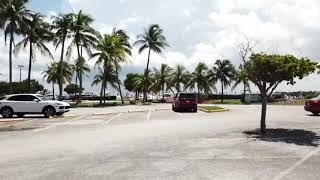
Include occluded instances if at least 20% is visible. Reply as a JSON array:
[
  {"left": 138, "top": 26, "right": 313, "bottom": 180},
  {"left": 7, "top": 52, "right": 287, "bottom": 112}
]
[
  {"left": 199, "top": 108, "right": 229, "bottom": 113},
  {"left": 92, "top": 112, "right": 117, "bottom": 116},
  {"left": 0, "top": 118, "right": 24, "bottom": 122}
]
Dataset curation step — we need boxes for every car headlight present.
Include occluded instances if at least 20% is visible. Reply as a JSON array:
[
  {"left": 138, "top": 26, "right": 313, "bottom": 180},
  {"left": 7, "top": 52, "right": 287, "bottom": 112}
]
[{"left": 56, "top": 103, "right": 64, "bottom": 106}]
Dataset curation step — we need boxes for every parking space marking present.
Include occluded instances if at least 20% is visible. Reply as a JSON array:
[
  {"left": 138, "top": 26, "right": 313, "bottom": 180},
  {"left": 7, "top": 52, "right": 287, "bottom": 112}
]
[
  {"left": 103, "top": 113, "right": 122, "bottom": 125},
  {"left": 273, "top": 147, "right": 320, "bottom": 180},
  {"left": 147, "top": 110, "right": 151, "bottom": 120},
  {"left": 33, "top": 115, "right": 85, "bottom": 132},
  {"left": 177, "top": 113, "right": 183, "bottom": 120}
]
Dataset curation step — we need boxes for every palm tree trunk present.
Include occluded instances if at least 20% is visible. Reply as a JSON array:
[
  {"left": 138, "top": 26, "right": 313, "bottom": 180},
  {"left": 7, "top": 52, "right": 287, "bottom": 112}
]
[
  {"left": 162, "top": 85, "right": 165, "bottom": 99},
  {"left": 100, "top": 81, "right": 104, "bottom": 104},
  {"left": 143, "top": 48, "right": 151, "bottom": 103},
  {"left": 115, "top": 68, "right": 124, "bottom": 105},
  {"left": 221, "top": 80, "right": 224, "bottom": 104},
  {"left": 52, "top": 82, "right": 55, "bottom": 100},
  {"left": 243, "top": 81, "right": 247, "bottom": 103},
  {"left": 76, "top": 44, "right": 81, "bottom": 104},
  {"left": 8, "top": 31, "right": 14, "bottom": 93},
  {"left": 27, "top": 42, "right": 33, "bottom": 92},
  {"left": 103, "top": 82, "right": 106, "bottom": 104},
  {"left": 59, "top": 36, "right": 66, "bottom": 98}
]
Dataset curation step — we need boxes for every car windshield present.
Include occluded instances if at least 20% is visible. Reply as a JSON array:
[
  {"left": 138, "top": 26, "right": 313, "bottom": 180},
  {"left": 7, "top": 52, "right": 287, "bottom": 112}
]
[
  {"left": 36, "top": 95, "right": 49, "bottom": 101},
  {"left": 179, "top": 93, "right": 196, "bottom": 98}
]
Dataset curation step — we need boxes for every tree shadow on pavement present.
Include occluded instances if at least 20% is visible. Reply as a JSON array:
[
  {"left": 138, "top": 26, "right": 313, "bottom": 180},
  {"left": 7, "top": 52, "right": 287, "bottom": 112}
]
[{"left": 243, "top": 128, "right": 320, "bottom": 147}]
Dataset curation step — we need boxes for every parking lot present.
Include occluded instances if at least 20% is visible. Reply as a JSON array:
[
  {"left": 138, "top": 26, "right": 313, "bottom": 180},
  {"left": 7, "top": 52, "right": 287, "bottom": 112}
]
[{"left": 0, "top": 104, "right": 319, "bottom": 179}]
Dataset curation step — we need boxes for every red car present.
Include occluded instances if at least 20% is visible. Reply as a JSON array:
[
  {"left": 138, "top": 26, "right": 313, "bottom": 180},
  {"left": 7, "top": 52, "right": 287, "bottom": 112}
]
[
  {"left": 304, "top": 96, "right": 320, "bottom": 115},
  {"left": 172, "top": 93, "right": 197, "bottom": 112}
]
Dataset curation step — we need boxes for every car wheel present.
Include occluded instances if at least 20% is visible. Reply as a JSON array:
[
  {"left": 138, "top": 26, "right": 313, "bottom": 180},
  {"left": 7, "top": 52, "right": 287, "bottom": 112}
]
[
  {"left": 194, "top": 108, "right": 198, "bottom": 113},
  {"left": 43, "top": 106, "right": 55, "bottom": 118},
  {"left": 1, "top": 107, "right": 13, "bottom": 118},
  {"left": 172, "top": 105, "right": 176, "bottom": 112},
  {"left": 17, "top": 113, "right": 25, "bottom": 118},
  {"left": 312, "top": 112, "right": 319, "bottom": 116}
]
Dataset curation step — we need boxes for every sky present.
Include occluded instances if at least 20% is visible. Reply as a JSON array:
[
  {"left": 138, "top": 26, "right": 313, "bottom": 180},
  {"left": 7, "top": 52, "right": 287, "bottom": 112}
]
[{"left": 1, "top": 0, "right": 320, "bottom": 95}]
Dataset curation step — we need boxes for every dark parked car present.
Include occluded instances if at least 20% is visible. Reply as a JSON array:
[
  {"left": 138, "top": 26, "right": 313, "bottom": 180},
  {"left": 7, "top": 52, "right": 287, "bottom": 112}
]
[
  {"left": 304, "top": 96, "right": 320, "bottom": 115},
  {"left": 172, "top": 93, "right": 197, "bottom": 112}
]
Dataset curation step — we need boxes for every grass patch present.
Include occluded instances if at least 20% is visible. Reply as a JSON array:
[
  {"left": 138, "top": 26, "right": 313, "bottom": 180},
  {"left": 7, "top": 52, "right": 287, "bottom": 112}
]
[
  {"left": 76, "top": 101, "right": 129, "bottom": 108},
  {"left": 199, "top": 106, "right": 225, "bottom": 111},
  {"left": 211, "top": 99, "right": 242, "bottom": 105}
]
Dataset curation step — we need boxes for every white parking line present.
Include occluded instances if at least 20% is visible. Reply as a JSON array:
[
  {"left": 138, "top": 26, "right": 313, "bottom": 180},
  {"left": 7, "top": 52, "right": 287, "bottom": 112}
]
[
  {"left": 103, "top": 113, "right": 122, "bottom": 125},
  {"left": 273, "top": 147, "right": 320, "bottom": 180},
  {"left": 34, "top": 115, "right": 85, "bottom": 132},
  {"left": 178, "top": 113, "right": 183, "bottom": 120},
  {"left": 147, "top": 110, "right": 151, "bottom": 120}
]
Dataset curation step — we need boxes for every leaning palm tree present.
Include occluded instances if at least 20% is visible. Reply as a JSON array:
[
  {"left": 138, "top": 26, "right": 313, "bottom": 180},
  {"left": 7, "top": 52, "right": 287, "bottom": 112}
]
[
  {"left": 210, "top": 59, "right": 236, "bottom": 103},
  {"left": 185, "top": 62, "right": 214, "bottom": 96},
  {"left": 42, "top": 63, "right": 58, "bottom": 99},
  {"left": 15, "top": 13, "right": 53, "bottom": 90},
  {"left": 170, "top": 65, "right": 190, "bottom": 93},
  {"left": 153, "top": 64, "right": 173, "bottom": 98},
  {"left": 0, "top": 0, "right": 30, "bottom": 92},
  {"left": 51, "top": 13, "right": 73, "bottom": 98},
  {"left": 133, "top": 24, "right": 169, "bottom": 102},
  {"left": 67, "top": 10, "right": 97, "bottom": 104}
]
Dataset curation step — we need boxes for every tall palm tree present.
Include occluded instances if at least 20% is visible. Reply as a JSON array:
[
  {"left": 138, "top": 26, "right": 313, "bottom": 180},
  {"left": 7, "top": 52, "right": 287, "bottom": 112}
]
[
  {"left": 42, "top": 63, "right": 58, "bottom": 99},
  {"left": 0, "top": 0, "right": 29, "bottom": 92},
  {"left": 153, "top": 64, "right": 172, "bottom": 98},
  {"left": 92, "top": 63, "right": 119, "bottom": 104},
  {"left": 15, "top": 13, "right": 53, "bottom": 90},
  {"left": 185, "top": 62, "right": 214, "bottom": 95},
  {"left": 111, "top": 28, "right": 132, "bottom": 104},
  {"left": 210, "top": 59, "right": 236, "bottom": 103},
  {"left": 170, "top": 65, "right": 189, "bottom": 93},
  {"left": 67, "top": 10, "right": 97, "bottom": 104},
  {"left": 133, "top": 24, "right": 169, "bottom": 102},
  {"left": 51, "top": 13, "right": 73, "bottom": 98}
]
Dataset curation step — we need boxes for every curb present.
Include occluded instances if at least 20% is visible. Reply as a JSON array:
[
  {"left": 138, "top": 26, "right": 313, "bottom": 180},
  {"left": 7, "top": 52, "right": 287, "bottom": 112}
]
[
  {"left": 0, "top": 118, "right": 24, "bottom": 122},
  {"left": 155, "top": 108, "right": 170, "bottom": 111},
  {"left": 199, "top": 108, "right": 229, "bottom": 113},
  {"left": 92, "top": 112, "right": 117, "bottom": 116},
  {"left": 128, "top": 110, "right": 147, "bottom": 113},
  {"left": 52, "top": 115, "right": 77, "bottom": 119}
]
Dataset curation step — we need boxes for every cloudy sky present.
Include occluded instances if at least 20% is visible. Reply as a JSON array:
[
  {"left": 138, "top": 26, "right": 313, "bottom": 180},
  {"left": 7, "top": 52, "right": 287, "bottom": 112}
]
[{"left": 1, "top": 0, "right": 320, "bottom": 94}]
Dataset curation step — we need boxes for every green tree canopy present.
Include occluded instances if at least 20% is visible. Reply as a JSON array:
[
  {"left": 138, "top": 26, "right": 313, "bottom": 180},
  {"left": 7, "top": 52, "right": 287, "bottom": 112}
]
[
  {"left": 245, "top": 53, "right": 318, "bottom": 133},
  {"left": 64, "top": 84, "right": 82, "bottom": 95}
]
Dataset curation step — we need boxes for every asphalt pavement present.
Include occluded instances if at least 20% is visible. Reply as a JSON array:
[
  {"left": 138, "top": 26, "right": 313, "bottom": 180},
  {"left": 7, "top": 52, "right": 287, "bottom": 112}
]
[{"left": 0, "top": 104, "right": 319, "bottom": 180}]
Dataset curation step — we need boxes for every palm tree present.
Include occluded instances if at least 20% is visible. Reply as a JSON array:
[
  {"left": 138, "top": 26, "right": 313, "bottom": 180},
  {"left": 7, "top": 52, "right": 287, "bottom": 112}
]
[
  {"left": 92, "top": 63, "right": 119, "bottom": 104},
  {"left": 111, "top": 28, "right": 132, "bottom": 104},
  {"left": 232, "top": 65, "right": 251, "bottom": 98},
  {"left": 15, "top": 13, "right": 53, "bottom": 90},
  {"left": 210, "top": 59, "right": 236, "bottom": 103},
  {"left": 170, "top": 65, "right": 190, "bottom": 93},
  {"left": 42, "top": 63, "right": 58, "bottom": 99},
  {"left": 51, "top": 13, "right": 73, "bottom": 98},
  {"left": 153, "top": 64, "right": 173, "bottom": 98},
  {"left": 133, "top": 24, "right": 169, "bottom": 102},
  {"left": 74, "top": 57, "right": 90, "bottom": 92},
  {"left": 185, "top": 62, "right": 214, "bottom": 96},
  {"left": 0, "top": 0, "right": 29, "bottom": 92},
  {"left": 42, "top": 62, "right": 74, "bottom": 100},
  {"left": 67, "top": 10, "right": 97, "bottom": 104}
]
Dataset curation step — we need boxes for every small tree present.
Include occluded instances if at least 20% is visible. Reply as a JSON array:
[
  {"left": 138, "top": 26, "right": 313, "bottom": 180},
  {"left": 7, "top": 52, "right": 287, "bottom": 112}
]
[
  {"left": 245, "top": 53, "right": 317, "bottom": 134},
  {"left": 64, "top": 84, "right": 82, "bottom": 96}
]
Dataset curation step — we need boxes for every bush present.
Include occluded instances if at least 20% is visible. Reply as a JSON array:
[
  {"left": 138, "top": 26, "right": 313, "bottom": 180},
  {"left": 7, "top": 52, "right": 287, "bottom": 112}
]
[{"left": 208, "top": 94, "right": 241, "bottom": 100}]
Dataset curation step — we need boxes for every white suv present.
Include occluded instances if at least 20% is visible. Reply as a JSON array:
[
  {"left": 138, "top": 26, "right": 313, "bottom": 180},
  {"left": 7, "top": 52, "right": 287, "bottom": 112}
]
[{"left": 0, "top": 94, "right": 71, "bottom": 118}]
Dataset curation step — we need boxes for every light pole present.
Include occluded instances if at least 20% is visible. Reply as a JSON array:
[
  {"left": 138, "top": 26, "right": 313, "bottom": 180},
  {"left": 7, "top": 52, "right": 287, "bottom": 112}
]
[{"left": 18, "top": 65, "right": 24, "bottom": 82}]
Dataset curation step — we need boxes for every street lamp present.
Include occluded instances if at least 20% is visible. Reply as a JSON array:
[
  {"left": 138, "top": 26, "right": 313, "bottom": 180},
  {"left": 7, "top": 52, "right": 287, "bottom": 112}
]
[{"left": 18, "top": 65, "right": 24, "bottom": 82}]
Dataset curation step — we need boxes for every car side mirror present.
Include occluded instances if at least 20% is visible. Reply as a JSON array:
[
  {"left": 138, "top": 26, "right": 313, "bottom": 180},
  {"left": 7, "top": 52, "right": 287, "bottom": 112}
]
[{"left": 33, "top": 99, "right": 40, "bottom": 103}]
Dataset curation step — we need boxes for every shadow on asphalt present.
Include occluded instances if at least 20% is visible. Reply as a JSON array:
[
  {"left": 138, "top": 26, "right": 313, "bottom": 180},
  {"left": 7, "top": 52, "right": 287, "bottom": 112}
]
[{"left": 243, "top": 128, "right": 320, "bottom": 147}]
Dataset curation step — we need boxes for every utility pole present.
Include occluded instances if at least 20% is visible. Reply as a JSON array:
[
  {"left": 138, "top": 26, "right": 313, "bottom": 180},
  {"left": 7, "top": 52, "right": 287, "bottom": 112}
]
[{"left": 18, "top": 65, "right": 24, "bottom": 82}]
